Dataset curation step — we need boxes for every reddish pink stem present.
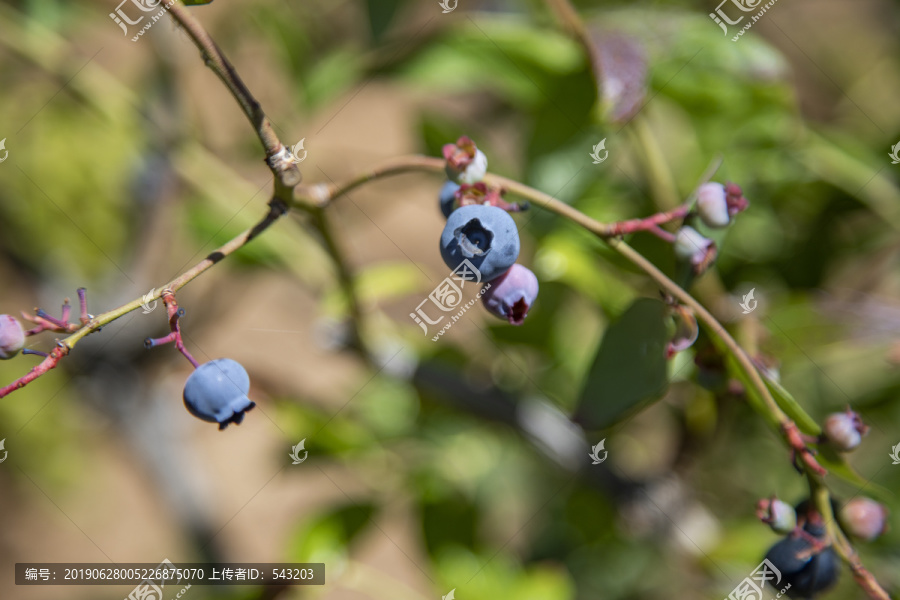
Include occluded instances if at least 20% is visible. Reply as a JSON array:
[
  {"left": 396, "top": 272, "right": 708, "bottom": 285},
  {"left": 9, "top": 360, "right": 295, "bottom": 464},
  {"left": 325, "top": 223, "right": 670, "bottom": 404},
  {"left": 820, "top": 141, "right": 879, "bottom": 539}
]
[
  {"left": 607, "top": 205, "right": 691, "bottom": 237},
  {"left": 77, "top": 288, "right": 89, "bottom": 324},
  {"left": 783, "top": 421, "right": 827, "bottom": 476},
  {"left": 0, "top": 344, "right": 69, "bottom": 398},
  {"left": 144, "top": 292, "right": 201, "bottom": 369}
]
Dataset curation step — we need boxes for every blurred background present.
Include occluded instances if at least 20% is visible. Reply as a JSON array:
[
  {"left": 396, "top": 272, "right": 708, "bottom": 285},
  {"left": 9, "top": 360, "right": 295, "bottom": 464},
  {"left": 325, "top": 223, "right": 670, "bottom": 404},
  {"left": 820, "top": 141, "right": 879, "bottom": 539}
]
[{"left": 1, "top": 0, "right": 900, "bottom": 598}]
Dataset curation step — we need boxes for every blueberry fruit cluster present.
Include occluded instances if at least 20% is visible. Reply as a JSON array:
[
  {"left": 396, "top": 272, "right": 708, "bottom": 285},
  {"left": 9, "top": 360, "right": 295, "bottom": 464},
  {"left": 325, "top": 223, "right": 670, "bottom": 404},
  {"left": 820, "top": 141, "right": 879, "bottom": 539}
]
[
  {"left": 438, "top": 137, "right": 538, "bottom": 325},
  {"left": 183, "top": 358, "right": 256, "bottom": 429},
  {"left": 675, "top": 181, "right": 749, "bottom": 275},
  {"left": 757, "top": 490, "right": 888, "bottom": 598}
]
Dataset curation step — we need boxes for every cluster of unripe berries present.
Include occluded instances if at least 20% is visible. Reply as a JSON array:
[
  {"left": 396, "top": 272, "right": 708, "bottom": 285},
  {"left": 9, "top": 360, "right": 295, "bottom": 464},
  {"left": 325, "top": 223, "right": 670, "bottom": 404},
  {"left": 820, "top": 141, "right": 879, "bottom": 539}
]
[
  {"left": 754, "top": 409, "right": 888, "bottom": 598},
  {"left": 438, "top": 137, "right": 538, "bottom": 325},
  {"left": 675, "top": 182, "right": 749, "bottom": 274}
]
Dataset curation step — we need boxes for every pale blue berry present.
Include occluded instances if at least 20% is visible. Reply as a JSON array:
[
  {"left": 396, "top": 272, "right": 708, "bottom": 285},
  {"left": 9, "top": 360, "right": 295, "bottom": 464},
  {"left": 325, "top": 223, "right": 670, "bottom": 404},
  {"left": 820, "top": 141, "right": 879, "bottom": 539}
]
[
  {"left": 183, "top": 358, "right": 255, "bottom": 429},
  {"left": 439, "top": 181, "right": 460, "bottom": 218}
]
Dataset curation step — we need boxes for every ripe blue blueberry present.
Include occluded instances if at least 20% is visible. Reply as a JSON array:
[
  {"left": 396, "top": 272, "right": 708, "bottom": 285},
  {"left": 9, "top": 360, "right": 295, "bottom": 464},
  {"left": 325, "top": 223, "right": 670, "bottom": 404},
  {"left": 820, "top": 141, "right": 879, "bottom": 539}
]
[
  {"left": 482, "top": 264, "right": 538, "bottom": 325},
  {"left": 183, "top": 358, "right": 255, "bottom": 429},
  {"left": 0, "top": 314, "right": 25, "bottom": 360},
  {"left": 440, "top": 204, "right": 520, "bottom": 282},
  {"left": 764, "top": 536, "right": 839, "bottom": 598},
  {"left": 439, "top": 181, "right": 460, "bottom": 218}
]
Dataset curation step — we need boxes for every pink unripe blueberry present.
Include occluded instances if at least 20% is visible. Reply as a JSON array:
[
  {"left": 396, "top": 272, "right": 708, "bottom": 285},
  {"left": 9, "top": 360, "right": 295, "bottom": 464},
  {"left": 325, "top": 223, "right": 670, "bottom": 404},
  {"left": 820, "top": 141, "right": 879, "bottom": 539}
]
[
  {"left": 0, "top": 314, "right": 26, "bottom": 360},
  {"left": 443, "top": 136, "right": 488, "bottom": 185},
  {"left": 674, "top": 226, "right": 716, "bottom": 274},
  {"left": 481, "top": 264, "right": 538, "bottom": 325},
  {"left": 696, "top": 182, "right": 730, "bottom": 228},
  {"left": 839, "top": 498, "right": 888, "bottom": 541},
  {"left": 823, "top": 408, "right": 869, "bottom": 452},
  {"left": 756, "top": 497, "right": 797, "bottom": 534}
]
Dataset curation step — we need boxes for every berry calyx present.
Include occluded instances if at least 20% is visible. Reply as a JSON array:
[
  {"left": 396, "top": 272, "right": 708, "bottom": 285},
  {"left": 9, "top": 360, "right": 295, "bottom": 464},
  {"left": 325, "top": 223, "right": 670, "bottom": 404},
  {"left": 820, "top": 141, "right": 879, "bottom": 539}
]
[
  {"left": 839, "top": 498, "right": 888, "bottom": 542},
  {"left": 724, "top": 182, "right": 749, "bottom": 216},
  {"left": 183, "top": 358, "right": 255, "bottom": 429},
  {"left": 482, "top": 264, "right": 539, "bottom": 325},
  {"left": 443, "top": 136, "right": 488, "bottom": 184},
  {"left": 456, "top": 182, "right": 528, "bottom": 213},
  {"left": 822, "top": 408, "right": 869, "bottom": 452},
  {"left": 0, "top": 315, "right": 26, "bottom": 360},
  {"left": 440, "top": 204, "right": 520, "bottom": 282}
]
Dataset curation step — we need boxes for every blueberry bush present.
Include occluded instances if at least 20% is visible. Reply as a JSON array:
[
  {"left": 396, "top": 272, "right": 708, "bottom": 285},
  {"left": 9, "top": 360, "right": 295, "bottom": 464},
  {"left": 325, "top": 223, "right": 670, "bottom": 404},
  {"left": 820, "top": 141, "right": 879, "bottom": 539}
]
[{"left": 0, "top": 1, "right": 899, "bottom": 599}]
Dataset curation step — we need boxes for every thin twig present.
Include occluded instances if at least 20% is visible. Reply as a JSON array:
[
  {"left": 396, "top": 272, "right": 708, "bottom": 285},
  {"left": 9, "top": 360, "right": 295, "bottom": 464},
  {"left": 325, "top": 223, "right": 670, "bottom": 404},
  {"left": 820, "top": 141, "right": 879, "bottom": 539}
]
[{"left": 164, "top": 1, "right": 301, "bottom": 189}]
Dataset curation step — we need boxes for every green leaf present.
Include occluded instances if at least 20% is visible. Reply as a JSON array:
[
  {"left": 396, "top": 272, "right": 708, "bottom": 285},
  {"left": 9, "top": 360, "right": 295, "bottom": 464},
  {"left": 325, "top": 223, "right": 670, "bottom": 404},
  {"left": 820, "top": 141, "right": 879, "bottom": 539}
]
[
  {"left": 816, "top": 446, "right": 892, "bottom": 504},
  {"left": 366, "top": 0, "right": 403, "bottom": 42},
  {"left": 574, "top": 298, "right": 670, "bottom": 430},
  {"left": 761, "top": 373, "right": 821, "bottom": 436},
  {"left": 182, "top": 0, "right": 214, "bottom": 5}
]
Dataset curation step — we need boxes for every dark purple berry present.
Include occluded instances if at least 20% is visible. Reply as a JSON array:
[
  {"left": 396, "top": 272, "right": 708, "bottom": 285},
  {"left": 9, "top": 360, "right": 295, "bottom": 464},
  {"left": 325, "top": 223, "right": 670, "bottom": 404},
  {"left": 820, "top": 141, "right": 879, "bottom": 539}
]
[
  {"left": 0, "top": 315, "right": 25, "bottom": 360},
  {"left": 183, "top": 358, "right": 255, "bottom": 429},
  {"left": 764, "top": 536, "right": 840, "bottom": 599},
  {"left": 439, "top": 204, "right": 520, "bottom": 282},
  {"left": 482, "top": 264, "right": 538, "bottom": 325},
  {"left": 440, "top": 181, "right": 460, "bottom": 218}
]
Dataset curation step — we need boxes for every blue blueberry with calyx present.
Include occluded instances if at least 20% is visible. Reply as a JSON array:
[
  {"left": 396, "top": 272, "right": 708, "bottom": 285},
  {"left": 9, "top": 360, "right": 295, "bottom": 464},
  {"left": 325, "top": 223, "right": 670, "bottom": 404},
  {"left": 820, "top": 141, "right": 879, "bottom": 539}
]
[
  {"left": 439, "top": 181, "right": 460, "bottom": 218},
  {"left": 439, "top": 204, "right": 519, "bottom": 282},
  {"left": 183, "top": 358, "right": 255, "bottom": 429}
]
